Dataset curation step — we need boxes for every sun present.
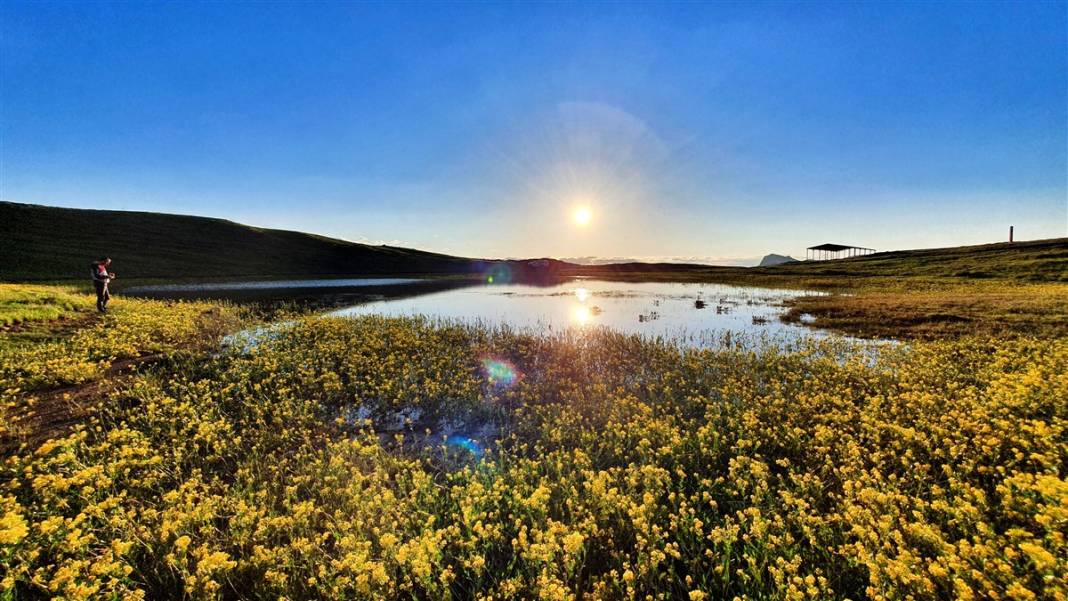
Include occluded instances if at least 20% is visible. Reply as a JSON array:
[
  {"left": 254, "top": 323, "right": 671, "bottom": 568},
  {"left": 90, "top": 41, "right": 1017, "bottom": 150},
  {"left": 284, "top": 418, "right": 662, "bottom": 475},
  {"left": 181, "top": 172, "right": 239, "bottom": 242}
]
[{"left": 572, "top": 206, "right": 592, "bottom": 227}]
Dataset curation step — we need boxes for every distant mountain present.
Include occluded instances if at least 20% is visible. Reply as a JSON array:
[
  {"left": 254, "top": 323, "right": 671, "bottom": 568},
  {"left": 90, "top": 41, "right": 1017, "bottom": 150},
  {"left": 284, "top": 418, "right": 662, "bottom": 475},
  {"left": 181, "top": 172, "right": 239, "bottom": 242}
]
[
  {"left": 559, "top": 255, "right": 756, "bottom": 267},
  {"left": 758, "top": 254, "right": 797, "bottom": 267}
]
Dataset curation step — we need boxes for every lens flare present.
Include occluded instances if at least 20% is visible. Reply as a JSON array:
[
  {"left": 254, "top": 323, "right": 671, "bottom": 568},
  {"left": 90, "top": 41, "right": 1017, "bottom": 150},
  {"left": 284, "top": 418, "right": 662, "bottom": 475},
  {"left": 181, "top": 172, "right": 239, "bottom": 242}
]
[
  {"left": 574, "top": 287, "right": 589, "bottom": 302},
  {"left": 481, "top": 357, "right": 518, "bottom": 387},
  {"left": 445, "top": 435, "right": 484, "bottom": 457},
  {"left": 479, "top": 261, "right": 513, "bottom": 285}
]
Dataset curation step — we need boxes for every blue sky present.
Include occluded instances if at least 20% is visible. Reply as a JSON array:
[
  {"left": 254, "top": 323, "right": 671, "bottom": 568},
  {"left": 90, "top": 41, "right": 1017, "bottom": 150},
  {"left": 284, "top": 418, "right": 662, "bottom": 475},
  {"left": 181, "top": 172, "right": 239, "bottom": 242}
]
[{"left": 2, "top": 1, "right": 1065, "bottom": 264}]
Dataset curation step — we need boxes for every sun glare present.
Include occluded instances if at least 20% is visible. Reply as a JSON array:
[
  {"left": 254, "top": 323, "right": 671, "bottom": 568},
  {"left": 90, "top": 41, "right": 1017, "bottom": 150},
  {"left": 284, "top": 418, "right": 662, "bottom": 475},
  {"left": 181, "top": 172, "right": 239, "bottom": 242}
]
[
  {"left": 572, "top": 206, "right": 592, "bottom": 227},
  {"left": 571, "top": 304, "right": 592, "bottom": 325}
]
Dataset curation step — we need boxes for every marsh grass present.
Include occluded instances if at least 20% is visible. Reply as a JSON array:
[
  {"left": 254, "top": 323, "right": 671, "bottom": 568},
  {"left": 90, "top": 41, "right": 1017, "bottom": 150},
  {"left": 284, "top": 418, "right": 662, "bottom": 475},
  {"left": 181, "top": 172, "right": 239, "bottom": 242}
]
[
  {"left": 782, "top": 283, "right": 1068, "bottom": 339},
  {"left": 0, "top": 285, "right": 86, "bottom": 329}
]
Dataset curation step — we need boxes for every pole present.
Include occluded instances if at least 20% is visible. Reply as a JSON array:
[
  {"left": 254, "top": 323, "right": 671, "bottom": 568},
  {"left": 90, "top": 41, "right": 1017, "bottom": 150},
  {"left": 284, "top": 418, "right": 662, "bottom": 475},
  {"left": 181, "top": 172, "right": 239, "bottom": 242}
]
[{"left": 1009, "top": 225, "right": 1014, "bottom": 243}]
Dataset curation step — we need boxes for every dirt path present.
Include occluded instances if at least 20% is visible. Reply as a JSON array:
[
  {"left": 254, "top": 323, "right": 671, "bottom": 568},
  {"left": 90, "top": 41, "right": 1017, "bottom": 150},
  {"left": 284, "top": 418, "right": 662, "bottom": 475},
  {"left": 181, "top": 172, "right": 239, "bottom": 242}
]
[
  {"left": 1, "top": 352, "right": 167, "bottom": 456},
  {"left": 0, "top": 311, "right": 100, "bottom": 340},
  {"left": 2, "top": 305, "right": 241, "bottom": 456}
]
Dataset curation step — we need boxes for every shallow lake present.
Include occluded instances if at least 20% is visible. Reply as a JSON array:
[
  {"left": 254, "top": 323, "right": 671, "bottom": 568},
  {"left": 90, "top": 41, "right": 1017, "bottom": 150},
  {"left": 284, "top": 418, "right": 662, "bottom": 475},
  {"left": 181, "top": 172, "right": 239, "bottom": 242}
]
[
  {"left": 327, "top": 279, "right": 826, "bottom": 344},
  {"left": 132, "top": 277, "right": 831, "bottom": 346},
  {"left": 127, "top": 277, "right": 424, "bottom": 291}
]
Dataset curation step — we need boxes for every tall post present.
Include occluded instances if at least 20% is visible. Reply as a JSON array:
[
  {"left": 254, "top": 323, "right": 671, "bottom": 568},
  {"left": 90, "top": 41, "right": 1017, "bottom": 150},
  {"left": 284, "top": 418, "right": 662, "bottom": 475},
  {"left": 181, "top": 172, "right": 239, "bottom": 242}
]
[{"left": 1009, "top": 225, "right": 1014, "bottom": 243}]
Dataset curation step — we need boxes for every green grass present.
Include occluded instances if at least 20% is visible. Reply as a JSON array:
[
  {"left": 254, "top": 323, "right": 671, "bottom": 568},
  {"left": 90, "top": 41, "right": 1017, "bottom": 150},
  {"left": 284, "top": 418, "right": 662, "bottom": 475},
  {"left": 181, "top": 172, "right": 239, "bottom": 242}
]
[{"left": 0, "top": 285, "right": 86, "bottom": 327}]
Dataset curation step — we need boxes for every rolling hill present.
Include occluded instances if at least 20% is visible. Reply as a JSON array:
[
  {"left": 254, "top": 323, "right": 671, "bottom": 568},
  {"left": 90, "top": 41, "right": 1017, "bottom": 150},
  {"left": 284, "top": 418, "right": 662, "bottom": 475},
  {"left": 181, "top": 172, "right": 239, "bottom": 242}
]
[
  {"left": 568, "top": 238, "right": 1068, "bottom": 283},
  {"left": 760, "top": 238, "right": 1068, "bottom": 281},
  {"left": 0, "top": 202, "right": 564, "bottom": 281}
]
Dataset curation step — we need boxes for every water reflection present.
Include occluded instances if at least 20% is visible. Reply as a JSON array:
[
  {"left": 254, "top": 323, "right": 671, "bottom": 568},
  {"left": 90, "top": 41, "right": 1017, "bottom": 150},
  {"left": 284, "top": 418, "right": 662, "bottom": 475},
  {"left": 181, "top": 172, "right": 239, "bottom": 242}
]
[
  {"left": 127, "top": 277, "right": 423, "bottom": 291},
  {"left": 329, "top": 279, "right": 829, "bottom": 345},
  {"left": 124, "top": 277, "right": 476, "bottom": 305},
  {"left": 571, "top": 304, "right": 593, "bottom": 326}
]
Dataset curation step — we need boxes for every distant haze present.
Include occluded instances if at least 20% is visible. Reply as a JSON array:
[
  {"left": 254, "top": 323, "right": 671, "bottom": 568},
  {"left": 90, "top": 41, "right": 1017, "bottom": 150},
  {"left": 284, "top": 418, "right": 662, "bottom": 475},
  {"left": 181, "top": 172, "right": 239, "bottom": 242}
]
[
  {"left": 2, "top": 2, "right": 1065, "bottom": 261},
  {"left": 559, "top": 256, "right": 760, "bottom": 267}
]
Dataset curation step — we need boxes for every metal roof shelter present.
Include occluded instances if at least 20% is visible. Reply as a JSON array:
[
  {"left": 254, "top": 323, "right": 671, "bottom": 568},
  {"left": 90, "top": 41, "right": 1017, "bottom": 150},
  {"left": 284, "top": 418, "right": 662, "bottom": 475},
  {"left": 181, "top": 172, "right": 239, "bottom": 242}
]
[{"left": 806, "top": 243, "right": 876, "bottom": 261}]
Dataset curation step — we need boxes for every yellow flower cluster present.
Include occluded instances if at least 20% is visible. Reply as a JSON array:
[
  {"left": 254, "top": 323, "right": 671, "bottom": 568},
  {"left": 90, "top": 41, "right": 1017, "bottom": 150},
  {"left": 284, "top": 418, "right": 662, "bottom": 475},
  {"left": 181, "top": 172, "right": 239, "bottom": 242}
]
[{"left": 1, "top": 291, "right": 1064, "bottom": 600}]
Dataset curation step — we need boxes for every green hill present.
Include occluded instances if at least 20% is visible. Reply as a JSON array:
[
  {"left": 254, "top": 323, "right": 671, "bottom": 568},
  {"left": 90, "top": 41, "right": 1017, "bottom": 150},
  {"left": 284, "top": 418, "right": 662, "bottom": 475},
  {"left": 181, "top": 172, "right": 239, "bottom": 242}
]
[
  {"left": 757, "top": 238, "right": 1068, "bottom": 281},
  {"left": 568, "top": 238, "right": 1068, "bottom": 284},
  {"left": 1, "top": 202, "right": 488, "bottom": 281}
]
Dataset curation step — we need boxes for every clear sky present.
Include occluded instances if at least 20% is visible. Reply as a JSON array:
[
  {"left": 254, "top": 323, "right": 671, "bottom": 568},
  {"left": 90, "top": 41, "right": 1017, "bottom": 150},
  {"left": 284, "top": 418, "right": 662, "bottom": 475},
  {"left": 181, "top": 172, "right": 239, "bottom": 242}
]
[{"left": 2, "top": 2, "right": 1066, "bottom": 264}]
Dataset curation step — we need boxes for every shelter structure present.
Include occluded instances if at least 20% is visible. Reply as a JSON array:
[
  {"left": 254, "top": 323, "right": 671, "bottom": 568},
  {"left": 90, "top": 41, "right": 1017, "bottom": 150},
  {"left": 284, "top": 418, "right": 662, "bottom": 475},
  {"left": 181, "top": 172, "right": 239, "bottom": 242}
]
[{"left": 806, "top": 243, "right": 875, "bottom": 261}]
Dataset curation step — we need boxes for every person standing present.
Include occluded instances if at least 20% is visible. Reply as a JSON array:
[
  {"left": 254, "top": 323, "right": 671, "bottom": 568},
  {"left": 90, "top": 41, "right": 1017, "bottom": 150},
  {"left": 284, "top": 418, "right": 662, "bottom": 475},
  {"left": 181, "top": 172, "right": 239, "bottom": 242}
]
[{"left": 90, "top": 257, "right": 115, "bottom": 313}]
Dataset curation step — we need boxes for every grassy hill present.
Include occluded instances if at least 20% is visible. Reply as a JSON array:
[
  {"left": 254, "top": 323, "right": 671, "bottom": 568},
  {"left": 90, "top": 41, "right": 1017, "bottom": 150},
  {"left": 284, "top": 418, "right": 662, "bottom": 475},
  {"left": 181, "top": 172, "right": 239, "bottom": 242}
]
[
  {"left": 570, "top": 238, "right": 1068, "bottom": 284},
  {"left": 1, "top": 202, "right": 491, "bottom": 281},
  {"left": 756, "top": 238, "right": 1068, "bottom": 281}
]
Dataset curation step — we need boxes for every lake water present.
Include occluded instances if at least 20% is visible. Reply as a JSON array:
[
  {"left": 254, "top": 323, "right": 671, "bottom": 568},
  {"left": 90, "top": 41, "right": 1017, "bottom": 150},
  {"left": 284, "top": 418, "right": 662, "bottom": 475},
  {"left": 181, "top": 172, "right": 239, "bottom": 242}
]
[
  {"left": 126, "top": 277, "right": 424, "bottom": 292},
  {"left": 133, "top": 277, "right": 830, "bottom": 346},
  {"left": 327, "top": 279, "right": 825, "bottom": 344}
]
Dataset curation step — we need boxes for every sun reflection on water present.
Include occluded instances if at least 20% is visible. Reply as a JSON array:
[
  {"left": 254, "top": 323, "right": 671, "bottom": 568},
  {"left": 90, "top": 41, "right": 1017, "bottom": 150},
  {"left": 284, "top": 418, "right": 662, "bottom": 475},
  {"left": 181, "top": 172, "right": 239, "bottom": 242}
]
[{"left": 571, "top": 304, "right": 592, "bottom": 326}]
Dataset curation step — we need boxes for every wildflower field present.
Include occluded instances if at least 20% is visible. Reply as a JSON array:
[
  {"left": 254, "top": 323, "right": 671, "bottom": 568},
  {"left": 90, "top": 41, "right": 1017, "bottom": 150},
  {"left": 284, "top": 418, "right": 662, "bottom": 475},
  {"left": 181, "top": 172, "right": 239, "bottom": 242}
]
[{"left": 0, "top": 285, "right": 1065, "bottom": 600}]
